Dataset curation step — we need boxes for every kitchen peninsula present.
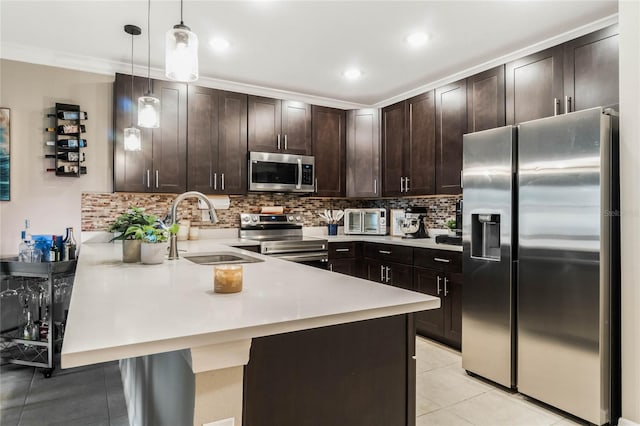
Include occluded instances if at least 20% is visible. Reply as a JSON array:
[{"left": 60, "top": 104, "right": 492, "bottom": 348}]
[{"left": 61, "top": 240, "right": 439, "bottom": 426}]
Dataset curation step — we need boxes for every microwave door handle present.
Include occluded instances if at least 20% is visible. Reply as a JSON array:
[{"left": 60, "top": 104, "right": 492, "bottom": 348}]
[{"left": 296, "top": 158, "right": 302, "bottom": 189}]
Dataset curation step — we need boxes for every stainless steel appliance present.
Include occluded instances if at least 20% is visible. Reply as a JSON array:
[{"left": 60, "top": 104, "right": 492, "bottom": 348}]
[
  {"left": 400, "top": 207, "right": 428, "bottom": 239},
  {"left": 248, "top": 152, "right": 315, "bottom": 193},
  {"left": 462, "top": 107, "right": 620, "bottom": 425},
  {"left": 343, "top": 208, "right": 387, "bottom": 235},
  {"left": 239, "top": 213, "right": 328, "bottom": 269}
]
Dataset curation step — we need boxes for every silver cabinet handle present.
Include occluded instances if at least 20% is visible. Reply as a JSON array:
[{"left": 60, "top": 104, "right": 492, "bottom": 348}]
[
  {"left": 400, "top": 177, "right": 404, "bottom": 192},
  {"left": 213, "top": 172, "right": 217, "bottom": 190},
  {"left": 380, "top": 265, "right": 385, "bottom": 282},
  {"left": 146, "top": 169, "right": 150, "bottom": 189},
  {"left": 335, "top": 248, "right": 350, "bottom": 252},
  {"left": 379, "top": 250, "right": 392, "bottom": 255},
  {"left": 221, "top": 173, "right": 225, "bottom": 191},
  {"left": 284, "top": 134, "right": 288, "bottom": 150},
  {"left": 444, "top": 277, "right": 449, "bottom": 296},
  {"left": 437, "top": 276, "right": 441, "bottom": 295},
  {"left": 155, "top": 170, "right": 159, "bottom": 188},
  {"left": 373, "top": 178, "right": 377, "bottom": 195},
  {"left": 405, "top": 177, "right": 410, "bottom": 192},
  {"left": 565, "top": 96, "right": 572, "bottom": 114},
  {"left": 329, "top": 264, "right": 333, "bottom": 272},
  {"left": 553, "top": 98, "right": 559, "bottom": 116},
  {"left": 434, "top": 257, "right": 450, "bottom": 263},
  {"left": 385, "top": 266, "right": 391, "bottom": 283},
  {"left": 315, "top": 178, "right": 318, "bottom": 193},
  {"left": 277, "top": 134, "right": 281, "bottom": 150}
]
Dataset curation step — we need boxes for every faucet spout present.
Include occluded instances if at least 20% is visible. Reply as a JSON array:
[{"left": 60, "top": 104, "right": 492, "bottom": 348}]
[{"left": 168, "top": 191, "right": 219, "bottom": 260}]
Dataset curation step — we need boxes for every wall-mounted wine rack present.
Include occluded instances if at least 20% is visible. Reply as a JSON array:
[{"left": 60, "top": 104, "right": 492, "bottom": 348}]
[{"left": 45, "top": 103, "right": 87, "bottom": 177}]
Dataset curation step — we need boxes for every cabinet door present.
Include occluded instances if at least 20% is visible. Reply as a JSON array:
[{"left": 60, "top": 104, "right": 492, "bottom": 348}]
[
  {"left": 248, "top": 96, "right": 281, "bottom": 153},
  {"left": 413, "top": 267, "right": 444, "bottom": 338},
  {"left": 435, "top": 79, "right": 467, "bottom": 195},
  {"left": 406, "top": 91, "right": 436, "bottom": 195},
  {"left": 387, "top": 262, "right": 414, "bottom": 291},
  {"left": 563, "top": 25, "right": 619, "bottom": 112},
  {"left": 151, "top": 79, "right": 188, "bottom": 193},
  {"left": 329, "top": 258, "right": 357, "bottom": 277},
  {"left": 113, "top": 73, "right": 153, "bottom": 192},
  {"left": 218, "top": 91, "right": 248, "bottom": 194},
  {"left": 467, "top": 65, "right": 506, "bottom": 133},
  {"left": 364, "top": 258, "right": 386, "bottom": 284},
  {"left": 187, "top": 85, "right": 219, "bottom": 193},
  {"left": 281, "top": 101, "right": 312, "bottom": 155},
  {"left": 346, "top": 109, "right": 381, "bottom": 197},
  {"left": 381, "top": 101, "right": 406, "bottom": 197},
  {"left": 443, "top": 272, "right": 462, "bottom": 348},
  {"left": 312, "top": 106, "right": 346, "bottom": 197},
  {"left": 506, "top": 46, "right": 564, "bottom": 124}
]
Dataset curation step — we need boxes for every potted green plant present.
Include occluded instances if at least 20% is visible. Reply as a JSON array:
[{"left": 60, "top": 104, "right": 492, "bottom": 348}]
[
  {"left": 108, "top": 207, "right": 152, "bottom": 263},
  {"left": 125, "top": 219, "right": 179, "bottom": 265},
  {"left": 445, "top": 219, "right": 457, "bottom": 236}
]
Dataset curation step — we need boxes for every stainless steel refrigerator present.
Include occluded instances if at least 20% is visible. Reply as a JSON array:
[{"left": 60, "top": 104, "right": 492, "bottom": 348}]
[{"left": 461, "top": 107, "right": 620, "bottom": 425}]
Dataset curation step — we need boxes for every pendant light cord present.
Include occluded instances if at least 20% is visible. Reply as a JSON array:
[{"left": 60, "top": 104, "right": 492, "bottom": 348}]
[
  {"left": 180, "top": 0, "right": 184, "bottom": 25},
  {"left": 130, "top": 34, "right": 134, "bottom": 127},
  {"left": 147, "top": 0, "right": 151, "bottom": 94}
]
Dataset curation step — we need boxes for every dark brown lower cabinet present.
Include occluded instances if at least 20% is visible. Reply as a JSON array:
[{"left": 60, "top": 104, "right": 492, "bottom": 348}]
[
  {"left": 243, "top": 314, "right": 416, "bottom": 426},
  {"left": 329, "top": 258, "right": 359, "bottom": 276},
  {"left": 328, "top": 242, "right": 363, "bottom": 278},
  {"left": 413, "top": 267, "right": 444, "bottom": 337},
  {"left": 364, "top": 258, "right": 413, "bottom": 291}
]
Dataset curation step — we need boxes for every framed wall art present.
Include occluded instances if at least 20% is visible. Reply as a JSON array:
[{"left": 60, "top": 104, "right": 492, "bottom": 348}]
[{"left": 0, "top": 108, "right": 10, "bottom": 201}]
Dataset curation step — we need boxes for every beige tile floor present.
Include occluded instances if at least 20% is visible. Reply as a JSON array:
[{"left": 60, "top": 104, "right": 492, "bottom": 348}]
[{"left": 415, "top": 336, "right": 589, "bottom": 426}]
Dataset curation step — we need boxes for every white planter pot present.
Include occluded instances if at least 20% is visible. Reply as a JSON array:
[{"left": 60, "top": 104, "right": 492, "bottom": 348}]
[{"left": 140, "top": 242, "right": 168, "bottom": 265}]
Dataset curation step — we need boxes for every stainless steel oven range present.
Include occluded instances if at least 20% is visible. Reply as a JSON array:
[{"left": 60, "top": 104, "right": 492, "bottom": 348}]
[{"left": 239, "top": 213, "right": 328, "bottom": 269}]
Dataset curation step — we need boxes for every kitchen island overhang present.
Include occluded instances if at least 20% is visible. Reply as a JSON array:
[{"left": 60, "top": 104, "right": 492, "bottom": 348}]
[{"left": 61, "top": 240, "right": 439, "bottom": 426}]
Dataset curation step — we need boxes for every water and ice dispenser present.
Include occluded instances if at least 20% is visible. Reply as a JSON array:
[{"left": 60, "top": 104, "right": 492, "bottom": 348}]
[{"left": 471, "top": 214, "right": 501, "bottom": 260}]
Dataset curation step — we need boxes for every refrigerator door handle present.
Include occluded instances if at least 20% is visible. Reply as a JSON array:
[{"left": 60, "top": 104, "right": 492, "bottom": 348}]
[
  {"left": 436, "top": 275, "right": 441, "bottom": 295},
  {"left": 444, "top": 277, "right": 449, "bottom": 296},
  {"left": 553, "top": 98, "right": 560, "bottom": 116},
  {"left": 564, "top": 96, "right": 572, "bottom": 114}
]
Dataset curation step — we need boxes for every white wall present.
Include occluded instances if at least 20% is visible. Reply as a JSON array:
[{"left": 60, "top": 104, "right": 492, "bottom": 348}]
[
  {"left": 0, "top": 59, "right": 113, "bottom": 255},
  {"left": 619, "top": 1, "right": 640, "bottom": 423}
]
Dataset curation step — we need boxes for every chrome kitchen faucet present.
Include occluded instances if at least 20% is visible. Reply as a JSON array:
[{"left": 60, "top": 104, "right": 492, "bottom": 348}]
[{"left": 167, "top": 191, "right": 218, "bottom": 260}]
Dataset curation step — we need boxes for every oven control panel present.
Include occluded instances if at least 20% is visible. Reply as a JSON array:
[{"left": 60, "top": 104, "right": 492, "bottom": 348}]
[{"left": 240, "top": 213, "right": 304, "bottom": 228}]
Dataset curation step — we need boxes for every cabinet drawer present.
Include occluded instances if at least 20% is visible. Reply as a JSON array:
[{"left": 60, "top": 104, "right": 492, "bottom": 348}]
[
  {"left": 328, "top": 242, "right": 359, "bottom": 259},
  {"left": 414, "top": 248, "right": 461, "bottom": 272},
  {"left": 364, "top": 243, "right": 413, "bottom": 265}
]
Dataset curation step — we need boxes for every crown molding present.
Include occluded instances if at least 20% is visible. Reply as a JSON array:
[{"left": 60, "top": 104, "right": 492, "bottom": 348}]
[
  {"left": 0, "top": 13, "right": 618, "bottom": 110},
  {"left": 374, "top": 13, "right": 619, "bottom": 108},
  {"left": 0, "top": 42, "right": 369, "bottom": 110}
]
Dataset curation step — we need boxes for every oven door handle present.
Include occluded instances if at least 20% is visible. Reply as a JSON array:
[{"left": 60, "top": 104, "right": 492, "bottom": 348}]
[
  {"left": 296, "top": 158, "right": 303, "bottom": 190},
  {"left": 271, "top": 252, "right": 328, "bottom": 262}
]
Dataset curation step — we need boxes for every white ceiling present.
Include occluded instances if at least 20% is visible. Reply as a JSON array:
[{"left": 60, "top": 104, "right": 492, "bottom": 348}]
[{"left": 0, "top": 1, "right": 618, "bottom": 107}]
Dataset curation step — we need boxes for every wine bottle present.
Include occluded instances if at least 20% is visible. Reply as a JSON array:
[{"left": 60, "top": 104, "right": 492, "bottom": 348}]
[
  {"left": 63, "top": 227, "right": 77, "bottom": 260},
  {"left": 23, "top": 311, "right": 34, "bottom": 340},
  {"left": 57, "top": 139, "right": 87, "bottom": 148},
  {"left": 39, "top": 307, "right": 50, "bottom": 340},
  {"left": 55, "top": 165, "right": 87, "bottom": 174},
  {"left": 47, "top": 111, "right": 88, "bottom": 120},
  {"left": 57, "top": 152, "right": 85, "bottom": 162},
  {"left": 45, "top": 124, "right": 86, "bottom": 134},
  {"left": 49, "top": 236, "right": 59, "bottom": 262}
]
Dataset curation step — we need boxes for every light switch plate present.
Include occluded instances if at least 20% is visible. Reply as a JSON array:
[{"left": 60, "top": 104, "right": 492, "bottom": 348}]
[{"left": 203, "top": 418, "right": 234, "bottom": 426}]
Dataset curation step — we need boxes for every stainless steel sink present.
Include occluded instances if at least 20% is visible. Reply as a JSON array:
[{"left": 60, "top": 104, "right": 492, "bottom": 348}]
[{"left": 182, "top": 251, "right": 264, "bottom": 265}]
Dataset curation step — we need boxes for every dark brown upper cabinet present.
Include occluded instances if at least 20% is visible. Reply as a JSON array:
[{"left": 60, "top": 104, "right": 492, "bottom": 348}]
[
  {"left": 381, "top": 92, "right": 436, "bottom": 197},
  {"left": 563, "top": 25, "right": 619, "bottom": 113},
  {"left": 113, "top": 73, "right": 187, "bottom": 193},
  {"left": 312, "top": 106, "right": 346, "bottom": 197},
  {"left": 248, "top": 96, "right": 311, "bottom": 155},
  {"left": 506, "top": 46, "right": 564, "bottom": 124},
  {"left": 187, "top": 86, "right": 247, "bottom": 195},
  {"left": 381, "top": 101, "right": 406, "bottom": 197},
  {"left": 467, "top": 65, "right": 506, "bottom": 133},
  {"left": 435, "top": 79, "right": 467, "bottom": 195},
  {"left": 346, "top": 109, "right": 381, "bottom": 198}
]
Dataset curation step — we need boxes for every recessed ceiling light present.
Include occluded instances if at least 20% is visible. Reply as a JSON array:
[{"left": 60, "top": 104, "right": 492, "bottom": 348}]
[
  {"left": 343, "top": 68, "right": 362, "bottom": 80},
  {"left": 209, "top": 37, "right": 230, "bottom": 51},
  {"left": 406, "top": 32, "right": 429, "bottom": 47}
]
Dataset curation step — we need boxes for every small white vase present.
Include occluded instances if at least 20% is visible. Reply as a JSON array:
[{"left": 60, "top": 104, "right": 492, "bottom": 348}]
[{"left": 140, "top": 242, "right": 167, "bottom": 265}]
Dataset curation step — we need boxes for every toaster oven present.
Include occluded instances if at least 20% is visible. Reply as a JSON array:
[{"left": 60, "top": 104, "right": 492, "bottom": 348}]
[{"left": 343, "top": 208, "right": 387, "bottom": 235}]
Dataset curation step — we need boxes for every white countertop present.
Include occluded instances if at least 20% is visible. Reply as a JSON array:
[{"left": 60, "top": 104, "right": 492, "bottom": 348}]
[
  {"left": 321, "top": 234, "right": 462, "bottom": 252},
  {"left": 61, "top": 240, "right": 439, "bottom": 368}
]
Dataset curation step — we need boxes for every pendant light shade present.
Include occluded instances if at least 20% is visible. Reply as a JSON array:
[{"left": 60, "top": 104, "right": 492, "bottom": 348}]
[
  {"left": 138, "top": 95, "right": 160, "bottom": 128},
  {"left": 124, "top": 24, "right": 142, "bottom": 151},
  {"left": 165, "top": 0, "right": 198, "bottom": 82},
  {"left": 138, "top": 0, "right": 160, "bottom": 129}
]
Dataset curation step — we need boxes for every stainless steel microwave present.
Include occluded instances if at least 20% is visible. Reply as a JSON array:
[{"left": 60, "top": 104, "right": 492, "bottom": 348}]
[
  {"left": 248, "top": 152, "right": 315, "bottom": 193},
  {"left": 344, "top": 208, "right": 387, "bottom": 235}
]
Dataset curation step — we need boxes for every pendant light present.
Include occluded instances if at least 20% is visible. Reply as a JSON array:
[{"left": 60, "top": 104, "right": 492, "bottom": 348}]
[
  {"left": 138, "top": 0, "right": 160, "bottom": 128},
  {"left": 165, "top": 0, "right": 198, "bottom": 82},
  {"left": 123, "top": 25, "right": 142, "bottom": 151}
]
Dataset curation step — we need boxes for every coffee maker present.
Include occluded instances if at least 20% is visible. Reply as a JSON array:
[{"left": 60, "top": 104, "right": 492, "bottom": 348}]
[{"left": 400, "top": 207, "right": 429, "bottom": 239}]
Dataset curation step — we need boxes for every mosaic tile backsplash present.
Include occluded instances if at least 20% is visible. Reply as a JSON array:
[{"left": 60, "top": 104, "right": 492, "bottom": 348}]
[{"left": 81, "top": 192, "right": 461, "bottom": 232}]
